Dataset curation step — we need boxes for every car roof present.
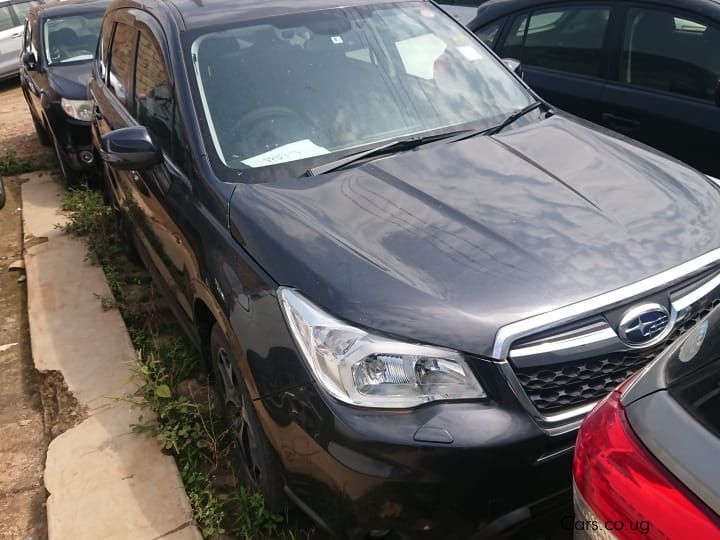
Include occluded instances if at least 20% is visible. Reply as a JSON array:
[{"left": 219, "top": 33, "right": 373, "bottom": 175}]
[
  {"left": 472, "top": 0, "right": 720, "bottom": 26},
  {"left": 31, "top": 0, "right": 110, "bottom": 18},
  {"left": 110, "top": 0, "right": 420, "bottom": 31}
]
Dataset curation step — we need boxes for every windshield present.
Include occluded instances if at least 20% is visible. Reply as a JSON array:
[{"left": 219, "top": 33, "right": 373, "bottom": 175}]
[
  {"left": 189, "top": 2, "right": 533, "bottom": 180},
  {"left": 44, "top": 13, "right": 103, "bottom": 65}
]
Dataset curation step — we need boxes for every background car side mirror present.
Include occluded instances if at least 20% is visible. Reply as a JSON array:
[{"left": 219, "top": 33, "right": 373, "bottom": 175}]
[
  {"left": 100, "top": 126, "right": 162, "bottom": 171},
  {"left": 502, "top": 58, "right": 524, "bottom": 79},
  {"left": 22, "top": 51, "right": 37, "bottom": 71}
]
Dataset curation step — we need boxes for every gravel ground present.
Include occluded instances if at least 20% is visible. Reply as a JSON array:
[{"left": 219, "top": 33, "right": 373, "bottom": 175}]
[{"left": 0, "top": 78, "right": 52, "bottom": 540}]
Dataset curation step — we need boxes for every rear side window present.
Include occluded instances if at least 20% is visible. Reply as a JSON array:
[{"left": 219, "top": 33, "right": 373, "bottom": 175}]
[
  {"left": 0, "top": 6, "right": 15, "bottom": 31},
  {"left": 474, "top": 17, "right": 505, "bottom": 48},
  {"left": 621, "top": 7, "right": 720, "bottom": 103},
  {"left": 108, "top": 22, "right": 137, "bottom": 104},
  {"left": 133, "top": 31, "right": 173, "bottom": 154},
  {"left": 500, "top": 6, "right": 611, "bottom": 78}
]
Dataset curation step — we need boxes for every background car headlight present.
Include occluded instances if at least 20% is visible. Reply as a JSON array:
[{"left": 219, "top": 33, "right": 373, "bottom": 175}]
[
  {"left": 61, "top": 98, "right": 93, "bottom": 122},
  {"left": 279, "top": 288, "right": 486, "bottom": 408}
]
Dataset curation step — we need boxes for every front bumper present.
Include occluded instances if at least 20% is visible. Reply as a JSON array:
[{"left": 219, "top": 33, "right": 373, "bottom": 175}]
[
  {"left": 257, "top": 356, "right": 577, "bottom": 538},
  {"left": 47, "top": 108, "right": 95, "bottom": 172}
]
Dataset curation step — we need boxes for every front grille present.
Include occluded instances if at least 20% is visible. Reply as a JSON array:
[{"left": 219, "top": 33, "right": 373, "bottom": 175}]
[{"left": 514, "top": 297, "right": 720, "bottom": 415}]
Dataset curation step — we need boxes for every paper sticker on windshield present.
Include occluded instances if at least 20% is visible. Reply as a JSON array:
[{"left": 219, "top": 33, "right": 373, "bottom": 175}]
[
  {"left": 242, "top": 140, "right": 330, "bottom": 168},
  {"left": 420, "top": 9, "right": 435, "bottom": 18},
  {"left": 331, "top": 36, "right": 344, "bottom": 44},
  {"left": 457, "top": 46, "right": 483, "bottom": 61}
]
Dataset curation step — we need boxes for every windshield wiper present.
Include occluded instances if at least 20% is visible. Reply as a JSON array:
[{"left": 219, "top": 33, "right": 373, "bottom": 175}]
[
  {"left": 305, "top": 130, "right": 472, "bottom": 177},
  {"left": 487, "top": 101, "right": 546, "bottom": 136},
  {"left": 452, "top": 101, "right": 547, "bottom": 143}
]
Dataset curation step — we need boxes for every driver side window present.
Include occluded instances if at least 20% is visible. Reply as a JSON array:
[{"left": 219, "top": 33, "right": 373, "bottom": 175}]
[{"left": 133, "top": 31, "right": 173, "bottom": 155}]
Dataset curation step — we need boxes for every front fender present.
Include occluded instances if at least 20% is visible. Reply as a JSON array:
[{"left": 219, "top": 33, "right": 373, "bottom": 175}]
[{"left": 195, "top": 220, "right": 313, "bottom": 401}]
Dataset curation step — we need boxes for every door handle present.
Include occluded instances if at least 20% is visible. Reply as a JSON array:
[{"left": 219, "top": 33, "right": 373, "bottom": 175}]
[
  {"left": 10, "top": 32, "right": 21, "bottom": 38},
  {"left": 602, "top": 113, "right": 640, "bottom": 133}
]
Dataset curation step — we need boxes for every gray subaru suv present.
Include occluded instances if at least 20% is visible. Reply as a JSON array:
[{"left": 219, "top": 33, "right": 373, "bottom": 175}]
[{"left": 0, "top": 0, "right": 40, "bottom": 80}]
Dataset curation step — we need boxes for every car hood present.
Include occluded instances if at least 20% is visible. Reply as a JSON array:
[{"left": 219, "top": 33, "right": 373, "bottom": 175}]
[
  {"left": 229, "top": 115, "right": 720, "bottom": 358},
  {"left": 48, "top": 62, "right": 92, "bottom": 100}
]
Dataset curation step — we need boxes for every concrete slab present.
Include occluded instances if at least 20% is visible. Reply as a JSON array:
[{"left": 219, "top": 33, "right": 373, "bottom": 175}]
[
  {"left": 21, "top": 174, "right": 201, "bottom": 540},
  {"left": 20, "top": 171, "right": 67, "bottom": 241},
  {"left": 46, "top": 466, "right": 193, "bottom": 540},
  {"left": 24, "top": 234, "right": 136, "bottom": 412},
  {"left": 43, "top": 405, "right": 172, "bottom": 493}
]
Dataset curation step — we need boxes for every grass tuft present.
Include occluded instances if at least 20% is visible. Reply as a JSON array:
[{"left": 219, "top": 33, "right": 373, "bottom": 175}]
[
  {"left": 0, "top": 150, "right": 60, "bottom": 177},
  {"left": 0, "top": 151, "right": 33, "bottom": 176}
]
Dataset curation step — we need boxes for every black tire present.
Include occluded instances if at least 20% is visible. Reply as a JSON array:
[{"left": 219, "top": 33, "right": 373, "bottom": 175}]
[
  {"left": 32, "top": 115, "right": 51, "bottom": 146},
  {"left": 210, "top": 324, "right": 286, "bottom": 511}
]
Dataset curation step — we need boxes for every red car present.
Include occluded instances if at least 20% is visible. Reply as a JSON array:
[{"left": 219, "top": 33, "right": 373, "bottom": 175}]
[{"left": 573, "top": 306, "right": 720, "bottom": 539}]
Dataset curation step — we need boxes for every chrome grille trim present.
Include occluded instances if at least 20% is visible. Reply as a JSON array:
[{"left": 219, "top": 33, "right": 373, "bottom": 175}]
[
  {"left": 493, "top": 248, "right": 720, "bottom": 360},
  {"left": 510, "top": 326, "right": 617, "bottom": 359},
  {"left": 493, "top": 248, "right": 720, "bottom": 433},
  {"left": 673, "top": 271, "right": 720, "bottom": 313}
]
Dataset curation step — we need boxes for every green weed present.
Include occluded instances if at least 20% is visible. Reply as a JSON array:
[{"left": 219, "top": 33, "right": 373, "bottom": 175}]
[
  {"left": 61, "top": 186, "right": 305, "bottom": 539},
  {"left": 0, "top": 150, "right": 59, "bottom": 176},
  {"left": 0, "top": 151, "right": 33, "bottom": 176}
]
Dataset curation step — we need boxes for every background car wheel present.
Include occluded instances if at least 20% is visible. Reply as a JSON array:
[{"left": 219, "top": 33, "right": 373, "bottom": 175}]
[
  {"left": 51, "top": 134, "right": 70, "bottom": 183},
  {"left": 32, "top": 115, "right": 51, "bottom": 147},
  {"left": 210, "top": 323, "right": 286, "bottom": 511}
]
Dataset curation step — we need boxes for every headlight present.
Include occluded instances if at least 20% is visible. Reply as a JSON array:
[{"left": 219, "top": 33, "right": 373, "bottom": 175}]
[
  {"left": 279, "top": 288, "right": 486, "bottom": 408},
  {"left": 61, "top": 98, "right": 93, "bottom": 122}
]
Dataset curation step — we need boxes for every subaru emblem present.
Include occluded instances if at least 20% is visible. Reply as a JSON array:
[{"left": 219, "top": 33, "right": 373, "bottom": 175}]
[{"left": 618, "top": 303, "right": 671, "bottom": 346}]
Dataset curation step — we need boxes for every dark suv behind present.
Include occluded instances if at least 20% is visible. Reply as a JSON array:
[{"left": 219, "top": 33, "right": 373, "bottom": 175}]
[
  {"left": 90, "top": 0, "right": 720, "bottom": 538},
  {"left": 468, "top": 0, "right": 720, "bottom": 177}
]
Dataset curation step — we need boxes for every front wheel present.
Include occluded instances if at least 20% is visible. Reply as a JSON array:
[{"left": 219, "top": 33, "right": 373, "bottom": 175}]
[
  {"left": 32, "top": 114, "right": 51, "bottom": 146},
  {"left": 210, "top": 324, "right": 286, "bottom": 511}
]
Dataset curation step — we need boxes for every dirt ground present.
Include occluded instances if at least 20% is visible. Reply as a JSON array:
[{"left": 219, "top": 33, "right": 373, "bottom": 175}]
[
  {"left": 0, "top": 79, "right": 50, "bottom": 160},
  {"left": 0, "top": 79, "right": 53, "bottom": 540}
]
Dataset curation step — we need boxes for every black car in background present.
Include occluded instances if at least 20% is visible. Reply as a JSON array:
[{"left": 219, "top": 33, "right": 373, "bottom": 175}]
[
  {"left": 91, "top": 0, "right": 720, "bottom": 537},
  {"left": 574, "top": 304, "right": 720, "bottom": 539},
  {"left": 468, "top": 0, "right": 720, "bottom": 177},
  {"left": 437, "top": 1, "right": 487, "bottom": 24},
  {"left": 20, "top": 0, "right": 109, "bottom": 181}
]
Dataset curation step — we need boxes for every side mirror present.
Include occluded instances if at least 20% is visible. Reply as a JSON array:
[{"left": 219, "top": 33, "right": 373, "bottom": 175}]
[
  {"left": 100, "top": 126, "right": 162, "bottom": 171},
  {"left": 0, "top": 177, "right": 5, "bottom": 210},
  {"left": 502, "top": 57, "right": 524, "bottom": 79},
  {"left": 21, "top": 51, "right": 36, "bottom": 71}
]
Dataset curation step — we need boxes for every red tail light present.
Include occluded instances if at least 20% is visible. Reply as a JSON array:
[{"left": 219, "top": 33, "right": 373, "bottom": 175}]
[{"left": 573, "top": 389, "right": 720, "bottom": 539}]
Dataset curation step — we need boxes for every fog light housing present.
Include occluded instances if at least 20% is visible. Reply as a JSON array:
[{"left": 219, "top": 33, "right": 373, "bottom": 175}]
[{"left": 79, "top": 151, "right": 94, "bottom": 164}]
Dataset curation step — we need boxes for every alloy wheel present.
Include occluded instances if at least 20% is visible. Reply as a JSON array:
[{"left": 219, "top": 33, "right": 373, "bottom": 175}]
[{"left": 216, "top": 347, "right": 264, "bottom": 486}]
